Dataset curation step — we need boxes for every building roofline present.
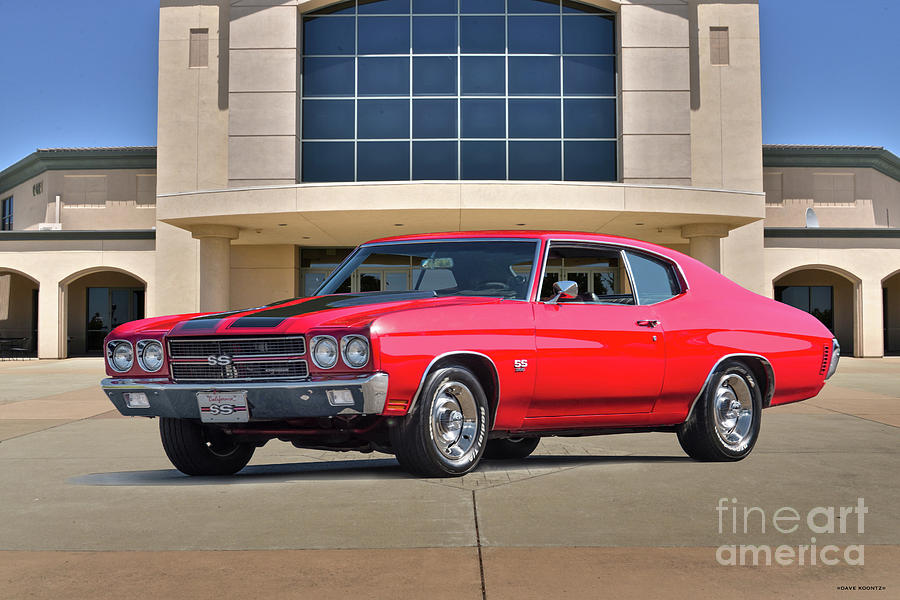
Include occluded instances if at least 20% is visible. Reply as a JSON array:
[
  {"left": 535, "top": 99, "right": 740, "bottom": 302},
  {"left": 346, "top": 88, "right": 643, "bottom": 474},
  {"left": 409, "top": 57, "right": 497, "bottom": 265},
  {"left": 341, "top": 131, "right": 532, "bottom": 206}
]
[
  {"left": 764, "top": 227, "right": 900, "bottom": 239},
  {"left": 762, "top": 145, "right": 900, "bottom": 183},
  {"left": 0, "top": 147, "right": 157, "bottom": 195},
  {"left": 0, "top": 229, "right": 156, "bottom": 241}
]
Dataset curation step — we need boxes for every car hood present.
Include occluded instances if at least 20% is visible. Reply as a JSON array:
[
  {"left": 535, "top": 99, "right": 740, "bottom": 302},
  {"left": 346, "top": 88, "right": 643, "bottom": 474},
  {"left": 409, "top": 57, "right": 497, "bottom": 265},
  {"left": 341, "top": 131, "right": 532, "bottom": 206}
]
[{"left": 161, "top": 291, "right": 503, "bottom": 337}]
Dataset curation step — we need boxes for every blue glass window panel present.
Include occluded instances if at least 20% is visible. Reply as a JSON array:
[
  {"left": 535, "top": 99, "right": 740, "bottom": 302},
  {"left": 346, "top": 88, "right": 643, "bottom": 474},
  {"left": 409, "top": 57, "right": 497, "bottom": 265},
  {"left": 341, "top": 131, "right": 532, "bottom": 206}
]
[
  {"left": 413, "top": 56, "right": 457, "bottom": 95},
  {"left": 358, "top": 142, "right": 410, "bottom": 181},
  {"left": 562, "top": 1, "right": 608, "bottom": 13},
  {"left": 413, "top": 16, "right": 457, "bottom": 54},
  {"left": 460, "top": 56, "right": 505, "bottom": 95},
  {"left": 302, "top": 142, "right": 354, "bottom": 182},
  {"left": 359, "top": 0, "right": 410, "bottom": 14},
  {"left": 303, "top": 17, "right": 355, "bottom": 55},
  {"left": 563, "top": 15, "right": 615, "bottom": 54},
  {"left": 509, "top": 141, "right": 561, "bottom": 180},
  {"left": 358, "top": 57, "right": 409, "bottom": 95},
  {"left": 358, "top": 99, "right": 410, "bottom": 138},
  {"left": 563, "top": 56, "right": 615, "bottom": 95},
  {"left": 413, "top": 141, "right": 458, "bottom": 179},
  {"left": 309, "top": 1, "right": 355, "bottom": 15},
  {"left": 460, "top": 17, "right": 505, "bottom": 53},
  {"left": 302, "top": 100, "right": 355, "bottom": 139},
  {"left": 509, "top": 99, "right": 560, "bottom": 138},
  {"left": 508, "top": 57, "right": 560, "bottom": 95},
  {"left": 413, "top": 0, "right": 457, "bottom": 15},
  {"left": 358, "top": 16, "right": 410, "bottom": 54},
  {"left": 563, "top": 98, "right": 615, "bottom": 138},
  {"left": 509, "top": 0, "right": 560, "bottom": 13},
  {"left": 413, "top": 99, "right": 457, "bottom": 138},
  {"left": 461, "top": 99, "right": 505, "bottom": 138},
  {"left": 303, "top": 57, "right": 355, "bottom": 96},
  {"left": 508, "top": 16, "right": 560, "bottom": 54},
  {"left": 563, "top": 141, "right": 616, "bottom": 181},
  {"left": 461, "top": 142, "right": 505, "bottom": 180},
  {"left": 460, "top": 0, "right": 504, "bottom": 13}
]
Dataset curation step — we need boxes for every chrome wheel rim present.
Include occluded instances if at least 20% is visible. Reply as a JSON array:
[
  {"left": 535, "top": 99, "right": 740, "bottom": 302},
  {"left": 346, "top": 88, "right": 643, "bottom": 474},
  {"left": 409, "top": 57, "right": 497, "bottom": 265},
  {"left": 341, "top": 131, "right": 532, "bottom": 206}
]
[
  {"left": 429, "top": 380, "right": 479, "bottom": 463},
  {"left": 713, "top": 374, "right": 754, "bottom": 451}
]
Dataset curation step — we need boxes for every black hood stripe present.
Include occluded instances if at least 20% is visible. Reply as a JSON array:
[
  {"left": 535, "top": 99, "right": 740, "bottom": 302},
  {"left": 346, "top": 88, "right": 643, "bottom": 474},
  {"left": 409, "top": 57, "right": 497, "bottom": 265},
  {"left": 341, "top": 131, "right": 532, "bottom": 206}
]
[{"left": 226, "top": 291, "right": 437, "bottom": 328}]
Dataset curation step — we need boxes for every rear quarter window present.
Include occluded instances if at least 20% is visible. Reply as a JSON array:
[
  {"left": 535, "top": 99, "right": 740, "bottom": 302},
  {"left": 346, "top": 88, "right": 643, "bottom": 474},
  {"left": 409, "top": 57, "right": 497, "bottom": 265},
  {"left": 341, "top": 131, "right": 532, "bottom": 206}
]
[{"left": 625, "top": 251, "right": 682, "bottom": 304}]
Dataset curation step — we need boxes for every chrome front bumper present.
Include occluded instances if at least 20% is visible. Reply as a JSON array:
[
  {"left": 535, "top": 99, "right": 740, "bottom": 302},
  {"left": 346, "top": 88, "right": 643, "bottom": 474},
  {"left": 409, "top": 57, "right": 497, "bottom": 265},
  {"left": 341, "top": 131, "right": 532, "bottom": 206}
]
[{"left": 101, "top": 373, "right": 389, "bottom": 419}]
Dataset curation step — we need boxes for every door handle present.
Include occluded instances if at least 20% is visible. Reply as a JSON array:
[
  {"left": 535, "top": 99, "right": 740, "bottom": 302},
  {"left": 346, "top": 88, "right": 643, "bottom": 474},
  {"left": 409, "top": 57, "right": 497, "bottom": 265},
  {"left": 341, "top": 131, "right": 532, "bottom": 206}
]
[{"left": 636, "top": 320, "right": 660, "bottom": 328}]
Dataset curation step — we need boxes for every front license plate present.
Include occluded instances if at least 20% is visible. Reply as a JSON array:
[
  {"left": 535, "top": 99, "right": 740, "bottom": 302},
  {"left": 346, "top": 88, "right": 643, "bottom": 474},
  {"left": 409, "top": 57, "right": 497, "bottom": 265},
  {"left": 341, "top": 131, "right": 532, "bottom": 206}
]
[{"left": 197, "top": 391, "right": 249, "bottom": 423}]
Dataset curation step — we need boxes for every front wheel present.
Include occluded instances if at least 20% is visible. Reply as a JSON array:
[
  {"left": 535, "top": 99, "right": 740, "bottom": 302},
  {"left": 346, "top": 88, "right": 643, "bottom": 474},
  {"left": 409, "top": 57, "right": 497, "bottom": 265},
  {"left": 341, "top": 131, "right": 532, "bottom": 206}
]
[
  {"left": 677, "top": 360, "right": 762, "bottom": 461},
  {"left": 159, "top": 418, "right": 255, "bottom": 476},
  {"left": 390, "top": 366, "right": 489, "bottom": 477}
]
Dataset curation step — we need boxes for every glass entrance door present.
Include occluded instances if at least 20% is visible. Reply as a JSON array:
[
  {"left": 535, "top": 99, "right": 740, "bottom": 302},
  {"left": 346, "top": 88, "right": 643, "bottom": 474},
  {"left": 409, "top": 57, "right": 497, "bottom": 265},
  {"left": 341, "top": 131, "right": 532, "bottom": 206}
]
[{"left": 86, "top": 287, "right": 145, "bottom": 355}]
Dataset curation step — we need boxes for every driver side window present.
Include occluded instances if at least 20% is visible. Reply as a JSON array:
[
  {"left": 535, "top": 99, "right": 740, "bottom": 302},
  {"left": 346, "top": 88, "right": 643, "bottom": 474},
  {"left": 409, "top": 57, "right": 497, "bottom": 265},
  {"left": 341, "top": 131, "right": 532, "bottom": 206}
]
[{"left": 540, "top": 245, "right": 635, "bottom": 304}]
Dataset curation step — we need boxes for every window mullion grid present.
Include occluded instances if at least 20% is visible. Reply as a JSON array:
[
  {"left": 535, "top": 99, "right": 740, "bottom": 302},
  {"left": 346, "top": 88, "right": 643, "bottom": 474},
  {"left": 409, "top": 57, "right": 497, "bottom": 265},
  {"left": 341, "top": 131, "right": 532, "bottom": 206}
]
[
  {"left": 409, "top": 7, "right": 413, "bottom": 181},
  {"left": 354, "top": 8, "right": 359, "bottom": 182},
  {"left": 457, "top": 0, "right": 461, "bottom": 180},
  {"left": 559, "top": 0, "right": 565, "bottom": 181},
  {"left": 504, "top": 0, "right": 509, "bottom": 180}
]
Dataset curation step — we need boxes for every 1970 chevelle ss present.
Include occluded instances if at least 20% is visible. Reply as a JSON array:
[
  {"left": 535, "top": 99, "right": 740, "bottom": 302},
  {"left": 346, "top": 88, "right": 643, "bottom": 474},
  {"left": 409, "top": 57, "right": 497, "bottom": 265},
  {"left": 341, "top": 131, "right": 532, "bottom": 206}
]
[{"left": 102, "top": 231, "right": 839, "bottom": 477}]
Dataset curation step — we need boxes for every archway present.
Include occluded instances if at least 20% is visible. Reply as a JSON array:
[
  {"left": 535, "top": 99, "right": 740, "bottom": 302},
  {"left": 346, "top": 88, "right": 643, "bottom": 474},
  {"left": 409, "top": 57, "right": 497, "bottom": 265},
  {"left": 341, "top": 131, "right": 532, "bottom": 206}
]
[
  {"left": 883, "top": 269, "right": 900, "bottom": 356},
  {"left": 61, "top": 268, "right": 146, "bottom": 357},
  {"left": 0, "top": 268, "right": 39, "bottom": 358},
  {"left": 773, "top": 266, "right": 858, "bottom": 356}
]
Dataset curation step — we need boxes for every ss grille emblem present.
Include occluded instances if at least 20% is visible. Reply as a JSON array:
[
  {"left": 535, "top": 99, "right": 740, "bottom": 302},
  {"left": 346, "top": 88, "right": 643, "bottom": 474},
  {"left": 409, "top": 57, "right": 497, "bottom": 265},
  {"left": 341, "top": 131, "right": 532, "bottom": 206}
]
[{"left": 208, "top": 355, "right": 233, "bottom": 366}]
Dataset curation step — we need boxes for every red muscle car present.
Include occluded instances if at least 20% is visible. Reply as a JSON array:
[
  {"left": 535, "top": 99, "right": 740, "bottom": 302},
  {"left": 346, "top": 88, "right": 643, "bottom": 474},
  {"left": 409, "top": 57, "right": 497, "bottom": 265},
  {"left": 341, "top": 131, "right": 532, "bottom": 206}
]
[{"left": 101, "top": 231, "right": 839, "bottom": 477}]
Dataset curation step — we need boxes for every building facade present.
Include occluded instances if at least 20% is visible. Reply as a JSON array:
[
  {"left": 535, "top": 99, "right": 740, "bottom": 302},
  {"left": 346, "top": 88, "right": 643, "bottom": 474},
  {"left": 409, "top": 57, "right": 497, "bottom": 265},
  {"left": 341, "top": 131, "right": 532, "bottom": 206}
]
[{"left": 0, "top": 0, "right": 897, "bottom": 359}]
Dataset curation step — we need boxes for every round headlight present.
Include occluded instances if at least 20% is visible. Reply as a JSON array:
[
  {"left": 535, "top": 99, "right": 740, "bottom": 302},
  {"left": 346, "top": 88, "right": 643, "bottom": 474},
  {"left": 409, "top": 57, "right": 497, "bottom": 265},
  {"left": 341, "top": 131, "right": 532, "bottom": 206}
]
[
  {"left": 341, "top": 335, "right": 369, "bottom": 369},
  {"left": 137, "top": 340, "right": 164, "bottom": 372},
  {"left": 109, "top": 341, "right": 134, "bottom": 372},
  {"left": 311, "top": 336, "right": 338, "bottom": 369}
]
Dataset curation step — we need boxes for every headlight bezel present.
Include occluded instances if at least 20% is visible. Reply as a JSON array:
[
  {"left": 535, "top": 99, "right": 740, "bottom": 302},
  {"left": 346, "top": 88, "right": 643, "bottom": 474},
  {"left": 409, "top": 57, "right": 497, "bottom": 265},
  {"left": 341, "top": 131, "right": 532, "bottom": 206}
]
[
  {"left": 136, "top": 339, "right": 165, "bottom": 373},
  {"left": 310, "top": 335, "right": 339, "bottom": 369},
  {"left": 340, "top": 334, "right": 370, "bottom": 369},
  {"left": 107, "top": 340, "right": 135, "bottom": 373}
]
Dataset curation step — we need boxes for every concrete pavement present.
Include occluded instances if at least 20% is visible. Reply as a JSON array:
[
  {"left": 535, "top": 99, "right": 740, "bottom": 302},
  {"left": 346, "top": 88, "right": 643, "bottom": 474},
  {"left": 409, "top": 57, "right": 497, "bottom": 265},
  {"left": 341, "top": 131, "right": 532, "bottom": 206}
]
[{"left": 0, "top": 357, "right": 897, "bottom": 599}]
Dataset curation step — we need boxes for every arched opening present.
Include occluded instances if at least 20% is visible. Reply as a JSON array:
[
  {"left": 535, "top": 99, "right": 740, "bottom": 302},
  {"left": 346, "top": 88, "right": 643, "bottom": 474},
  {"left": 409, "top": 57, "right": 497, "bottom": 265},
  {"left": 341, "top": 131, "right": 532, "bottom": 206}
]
[
  {"left": 62, "top": 268, "right": 146, "bottom": 357},
  {"left": 0, "top": 268, "right": 39, "bottom": 358},
  {"left": 883, "top": 269, "right": 900, "bottom": 356},
  {"left": 773, "top": 266, "right": 858, "bottom": 356}
]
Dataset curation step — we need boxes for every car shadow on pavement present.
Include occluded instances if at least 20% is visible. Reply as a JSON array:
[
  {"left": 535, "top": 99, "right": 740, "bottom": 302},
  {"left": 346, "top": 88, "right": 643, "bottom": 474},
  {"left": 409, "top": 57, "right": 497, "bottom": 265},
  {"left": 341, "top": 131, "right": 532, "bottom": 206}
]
[{"left": 69, "top": 454, "right": 690, "bottom": 486}]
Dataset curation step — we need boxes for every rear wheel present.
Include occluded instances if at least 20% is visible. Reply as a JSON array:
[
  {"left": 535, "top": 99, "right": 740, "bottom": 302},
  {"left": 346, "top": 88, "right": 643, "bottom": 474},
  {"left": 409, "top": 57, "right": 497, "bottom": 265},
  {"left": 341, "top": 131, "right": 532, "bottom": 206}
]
[
  {"left": 485, "top": 437, "right": 540, "bottom": 460},
  {"left": 159, "top": 418, "right": 255, "bottom": 476},
  {"left": 390, "top": 366, "right": 489, "bottom": 477},
  {"left": 677, "top": 360, "right": 762, "bottom": 461}
]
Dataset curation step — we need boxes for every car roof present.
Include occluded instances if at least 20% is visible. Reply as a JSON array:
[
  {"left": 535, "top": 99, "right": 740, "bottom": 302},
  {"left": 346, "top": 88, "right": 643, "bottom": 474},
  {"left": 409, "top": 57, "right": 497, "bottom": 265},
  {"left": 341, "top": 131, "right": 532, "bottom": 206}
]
[{"left": 364, "top": 230, "right": 683, "bottom": 260}]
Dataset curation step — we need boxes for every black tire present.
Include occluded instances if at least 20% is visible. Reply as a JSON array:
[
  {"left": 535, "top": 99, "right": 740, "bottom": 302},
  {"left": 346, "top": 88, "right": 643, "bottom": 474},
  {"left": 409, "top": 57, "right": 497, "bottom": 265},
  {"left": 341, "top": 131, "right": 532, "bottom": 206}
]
[
  {"left": 390, "top": 366, "right": 489, "bottom": 477},
  {"left": 484, "top": 437, "right": 540, "bottom": 460},
  {"left": 159, "top": 418, "right": 255, "bottom": 476},
  {"left": 677, "top": 360, "right": 762, "bottom": 461}
]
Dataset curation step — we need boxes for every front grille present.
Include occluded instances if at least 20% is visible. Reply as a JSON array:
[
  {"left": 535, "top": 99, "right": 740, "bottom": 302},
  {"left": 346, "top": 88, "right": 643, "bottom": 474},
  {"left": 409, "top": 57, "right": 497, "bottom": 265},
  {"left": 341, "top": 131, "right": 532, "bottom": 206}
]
[
  {"left": 168, "top": 336, "right": 305, "bottom": 359},
  {"left": 167, "top": 335, "right": 309, "bottom": 382},
  {"left": 171, "top": 359, "right": 309, "bottom": 382}
]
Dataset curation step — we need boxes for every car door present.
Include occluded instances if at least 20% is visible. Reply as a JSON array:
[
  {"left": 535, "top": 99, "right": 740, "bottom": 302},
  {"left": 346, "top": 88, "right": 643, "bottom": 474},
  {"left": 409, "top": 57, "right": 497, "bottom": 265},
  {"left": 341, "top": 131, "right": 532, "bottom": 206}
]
[{"left": 526, "top": 243, "right": 669, "bottom": 417}]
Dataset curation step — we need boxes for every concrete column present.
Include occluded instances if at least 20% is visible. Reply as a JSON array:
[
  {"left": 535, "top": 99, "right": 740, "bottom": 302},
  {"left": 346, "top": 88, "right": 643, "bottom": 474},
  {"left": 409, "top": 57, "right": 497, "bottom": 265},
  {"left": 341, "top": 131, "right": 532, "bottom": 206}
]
[
  {"left": 681, "top": 223, "right": 730, "bottom": 272},
  {"left": 860, "top": 277, "right": 884, "bottom": 358},
  {"left": 191, "top": 225, "right": 240, "bottom": 312},
  {"left": 37, "top": 280, "right": 62, "bottom": 359}
]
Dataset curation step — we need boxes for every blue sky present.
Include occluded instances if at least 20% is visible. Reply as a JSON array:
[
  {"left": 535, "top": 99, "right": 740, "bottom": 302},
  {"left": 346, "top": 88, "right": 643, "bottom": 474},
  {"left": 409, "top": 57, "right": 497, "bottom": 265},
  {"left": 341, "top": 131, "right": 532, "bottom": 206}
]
[{"left": 0, "top": 0, "right": 897, "bottom": 170}]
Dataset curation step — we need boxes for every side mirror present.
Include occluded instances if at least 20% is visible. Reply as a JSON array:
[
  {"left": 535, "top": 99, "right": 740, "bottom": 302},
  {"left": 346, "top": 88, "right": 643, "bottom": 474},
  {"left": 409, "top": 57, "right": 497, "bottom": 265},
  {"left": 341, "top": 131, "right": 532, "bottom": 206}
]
[{"left": 548, "top": 280, "right": 578, "bottom": 304}]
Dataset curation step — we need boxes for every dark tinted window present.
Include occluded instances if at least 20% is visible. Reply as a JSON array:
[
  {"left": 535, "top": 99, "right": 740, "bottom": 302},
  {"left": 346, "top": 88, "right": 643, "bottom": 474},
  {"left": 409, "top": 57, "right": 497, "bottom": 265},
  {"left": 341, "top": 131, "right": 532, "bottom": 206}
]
[
  {"left": 301, "top": 0, "right": 616, "bottom": 183},
  {"left": 302, "top": 142, "right": 354, "bottom": 182},
  {"left": 358, "top": 141, "right": 410, "bottom": 181},
  {"left": 625, "top": 251, "right": 682, "bottom": 304}
]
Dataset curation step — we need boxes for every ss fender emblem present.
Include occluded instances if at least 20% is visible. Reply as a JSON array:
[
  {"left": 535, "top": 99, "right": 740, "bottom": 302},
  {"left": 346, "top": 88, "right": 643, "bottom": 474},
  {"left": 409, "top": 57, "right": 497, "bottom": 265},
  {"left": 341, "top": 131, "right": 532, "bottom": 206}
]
[
  {"left": 208, "top": 355, "right": 233, "bottom": 366},
  {"left": 514, "top": 359, "right": 528, "bottom": 372}
]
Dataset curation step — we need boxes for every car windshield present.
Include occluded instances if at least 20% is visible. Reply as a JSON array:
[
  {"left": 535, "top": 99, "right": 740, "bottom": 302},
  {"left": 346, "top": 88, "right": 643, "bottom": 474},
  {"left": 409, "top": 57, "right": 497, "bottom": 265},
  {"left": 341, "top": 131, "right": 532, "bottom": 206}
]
[{"left": 316, "top": 240, "right": 540, "bottom": 300}]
